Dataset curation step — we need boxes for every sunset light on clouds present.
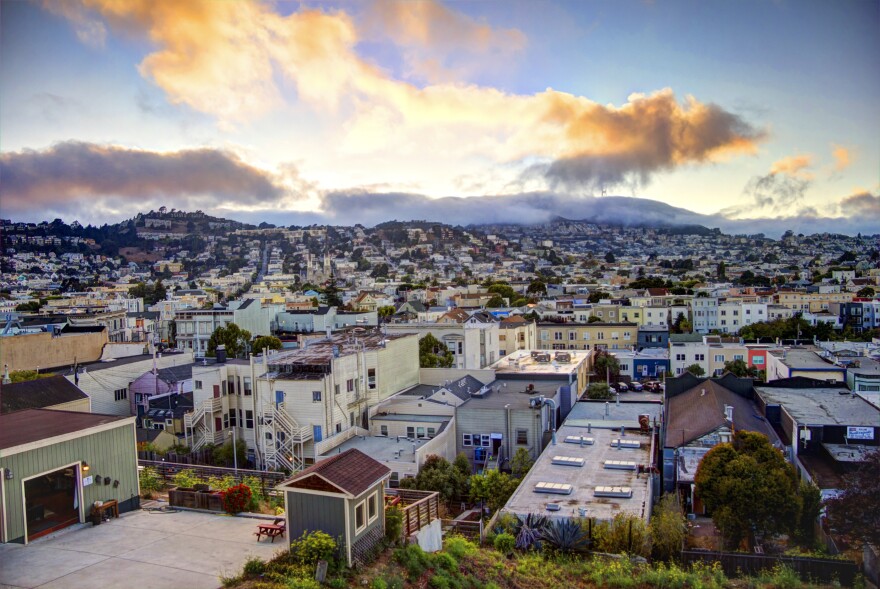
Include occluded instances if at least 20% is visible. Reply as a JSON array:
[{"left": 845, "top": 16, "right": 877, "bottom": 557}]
[{"left": 1, "top": 0, "right": 877, "bottom": 234}]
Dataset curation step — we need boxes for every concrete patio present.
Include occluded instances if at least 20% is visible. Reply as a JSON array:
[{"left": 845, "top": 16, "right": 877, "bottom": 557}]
[{"left": 0, "top": 508, "right": 286, "bottom": 589}]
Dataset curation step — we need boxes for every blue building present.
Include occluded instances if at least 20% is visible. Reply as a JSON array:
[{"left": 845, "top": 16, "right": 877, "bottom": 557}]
[{"left": 638, "top": 326, "right": 669, "bottom": 350}]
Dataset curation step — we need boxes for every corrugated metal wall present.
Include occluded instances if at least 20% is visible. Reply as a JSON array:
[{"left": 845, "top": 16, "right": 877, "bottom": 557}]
[{"left": 1, "top": 424, "right": 139, "bottom": 543}]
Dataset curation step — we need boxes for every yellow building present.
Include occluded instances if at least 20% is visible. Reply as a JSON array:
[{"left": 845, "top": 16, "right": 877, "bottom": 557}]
[
  {"left": 774, "top": 291, "right": 853, "bottom": 313},
  {"left": 537, "top": 322, "right": 638, "bottom": 351}
]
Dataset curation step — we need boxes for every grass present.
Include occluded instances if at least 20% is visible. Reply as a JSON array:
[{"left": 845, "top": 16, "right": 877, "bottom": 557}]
[{"left": 222, "top": 535, "right": 834, "bottom": 589}]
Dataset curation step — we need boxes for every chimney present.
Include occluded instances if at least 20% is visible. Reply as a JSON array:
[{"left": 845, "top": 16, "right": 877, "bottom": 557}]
[{"left": 216, "top": 345, "right": 227, "bottom": 364}]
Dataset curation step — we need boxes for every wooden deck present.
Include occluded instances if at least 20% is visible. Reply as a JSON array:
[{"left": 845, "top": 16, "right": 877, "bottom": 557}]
[{"left": 385, "top": 488, "right": 440, "bottom": 537}]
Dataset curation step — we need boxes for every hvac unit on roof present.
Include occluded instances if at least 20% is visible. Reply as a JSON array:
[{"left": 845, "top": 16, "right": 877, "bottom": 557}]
[
  {"left": 610, "top": 439, "right": 640, "bottom": 449},
  {"left": 564, "top": 435, "right": 594, "bottom": 445}
]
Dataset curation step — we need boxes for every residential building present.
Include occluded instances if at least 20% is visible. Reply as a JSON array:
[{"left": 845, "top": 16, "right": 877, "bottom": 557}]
[
  {"left": 669, "top": 334, "right": 710, "bottom": 376},
  {"left": 385, "top": 319, "right": 500, "bottom": 369},
  {"left": 0, "top": 376, "right": 90, "bottom": 414},
  {"left": 765, "top": 348, "right": 846, "bottom": 383},
  {"left": 536, "top": 322, "right": 638, "bottom": 351}
]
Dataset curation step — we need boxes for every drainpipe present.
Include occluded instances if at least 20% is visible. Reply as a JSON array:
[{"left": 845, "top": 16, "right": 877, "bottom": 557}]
[{"left": 505, "top": 404, "right": 512, "bottom": 460}]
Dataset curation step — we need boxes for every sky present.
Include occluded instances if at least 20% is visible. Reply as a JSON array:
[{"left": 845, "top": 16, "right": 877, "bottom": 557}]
[{"left": 1, "top": 0, "right": 878, "bottom": 235}]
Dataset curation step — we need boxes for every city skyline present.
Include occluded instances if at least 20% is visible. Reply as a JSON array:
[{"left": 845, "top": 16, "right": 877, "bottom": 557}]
[{"left": 1, "top": 0, "right": 878, "bottom": 234}]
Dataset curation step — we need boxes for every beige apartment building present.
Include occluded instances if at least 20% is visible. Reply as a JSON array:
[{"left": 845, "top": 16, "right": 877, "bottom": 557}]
[{"left": 537, "top": 322, "right": 638, "bottom": 351}]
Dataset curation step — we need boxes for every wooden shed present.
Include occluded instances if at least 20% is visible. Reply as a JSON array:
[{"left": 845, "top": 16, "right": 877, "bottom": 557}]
[{"left": 278, "top": 449, "right": 391, "bottom": 567}]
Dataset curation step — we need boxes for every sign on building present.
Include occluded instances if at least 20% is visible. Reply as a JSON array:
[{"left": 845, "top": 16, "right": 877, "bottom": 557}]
[{"left": 846, "top": 426, "right": 874, "bottom": 440}]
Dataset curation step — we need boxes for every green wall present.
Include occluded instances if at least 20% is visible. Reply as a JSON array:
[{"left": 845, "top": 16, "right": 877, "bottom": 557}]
[{"left": 1, "top": 423, "right": 139, "bottom": 543}]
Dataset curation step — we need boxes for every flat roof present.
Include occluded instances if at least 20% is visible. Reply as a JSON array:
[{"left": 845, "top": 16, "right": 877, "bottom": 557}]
[
  {"left": 770, "top": 348, "right": 844, "bottom": 371},
  {"left": 565, "top": 400, "right": 662, "bottom": 429},
  {"left": 0, "top": 409, "right": 132, "bottom": 452},
  {"left": 501, "top": 424, "right": 652, "bottom": 522},
  {"left": 372, "top": 414, "right": 450, "bottom": 423},
  {"left": 268, "top": 332, "right": 411, "bottom": 366},
  {"left": 491, "top": 350, "right": 588, "bottom": 376},
  {"left": 463, "top": 380, "right": 564, "bottom": 410},
  {"left": 755, "top": 387, "right": 880, "bottom": 427},
  {"left": 317, "top": 432, "right": 445, "bottom": 464}
]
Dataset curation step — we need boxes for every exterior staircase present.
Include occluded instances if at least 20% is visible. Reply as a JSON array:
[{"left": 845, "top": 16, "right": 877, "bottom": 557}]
[{"left": 259, "top": 401, "right": 312, "bottom": 472}]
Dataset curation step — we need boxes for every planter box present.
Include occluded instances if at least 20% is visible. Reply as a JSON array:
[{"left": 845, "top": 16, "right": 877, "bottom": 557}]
[{"left": 169, "top": 487, "right": 224, "bottom": 511}]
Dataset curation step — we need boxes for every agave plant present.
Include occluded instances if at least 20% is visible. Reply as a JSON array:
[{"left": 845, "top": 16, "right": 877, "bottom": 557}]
[
  {"left": 541, "top": 518, "right": 591, "bottom": 553},
  {"left": 514, "top": 513, "right": 550, "bottom": 551}
]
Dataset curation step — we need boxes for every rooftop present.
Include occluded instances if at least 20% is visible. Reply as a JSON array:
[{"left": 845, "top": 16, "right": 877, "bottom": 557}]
[
  {"left": 268, "top": 331, "right": 411, "bottom": 367},
  {"left": 491, "top": 349, "right": 589, "bottom": 376},
  {"left": 282, "top": 448, "right": 390, "bottom": 496},
  {"left": 501, "top": 424, "right": 653, "bottom": 522},
  {"left": 0, "top": 409, "right": 132, "bottom": 452},
  {"left": 318, "top": 430, "right": 447, "bottom": 464},
  {"left": 755, "top": 386, "right": 880, "bottom": 427},
  {"left": 770, "top": 348, "right": 844, "bottom": 371},
  {"left": 0, "top": 375, "right": 89, "bottom": 413}
]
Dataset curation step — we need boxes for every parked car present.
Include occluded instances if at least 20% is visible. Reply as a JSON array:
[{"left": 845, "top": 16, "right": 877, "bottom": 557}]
[
  {"left": 630, "top": 382, "right": 644, "bottom": 392},
  {"left": 616, "top": 382, "right": 629, "bottom": 392}
]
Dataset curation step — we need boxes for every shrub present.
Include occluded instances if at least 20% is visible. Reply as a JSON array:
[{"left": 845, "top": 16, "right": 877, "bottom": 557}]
[
  {"left": 650, "top": 494, "right": 687, "bottom": 561},
  {"left": 385, "top": 505, "right": 403, "bottom": 545},
  {"left": 514, "top": 514, "right": 549, "bottom": 551},
  {"left": 290, "top": 530, "right": 337, "bottom": 566},
  {"left": 493, "top": 533, "right": 515, "bottom": 555},
  {"left": 221, "top": 484, "right": 253, "bottom": 514},
  {"left": 394, "top": 544, "right": 431, "bottom": 580},
  {"left": 371, "top": 579, "right": 388, "bottom": 589},
  {"left": 172, "top": 469, "right": 204, "bottom": 489},
  {"left": 284, "top": 578, "right": 321, "bottom": 589},
  {"left": 243, "top": 556, "right": 266, "bottom": 576},
  {"left": 593, "top": 513, "right": 650, "bottom": 557},
  {"left": 139, "top": 467, "right": 162, "bottom": 496},
  {"left": 542, "top": 518, "right": 590, "bottom": 553},
  {"left": 444, "top": 536, "right": 478, "bottom": 559},
  {"left": 432, "top": 551, "right": 458, "bottom": 571}
]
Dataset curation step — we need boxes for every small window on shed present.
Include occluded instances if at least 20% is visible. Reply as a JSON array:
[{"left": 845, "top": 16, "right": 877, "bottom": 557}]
[
  {"left": 368, "top": 492, "right": 378, "bottom": 522},
  {"left": 355, "top": 501, "right": 366, "bottom": 532}
]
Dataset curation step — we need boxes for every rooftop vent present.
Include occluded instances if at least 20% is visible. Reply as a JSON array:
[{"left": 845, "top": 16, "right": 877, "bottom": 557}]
[
  {"left": 551, "top": 456, "right": 585, "bottom": 467},
  {"left": 545, "top": 503, "right": 561, "bottom": 512},
  {"left": 564, "top": 436, "right": 594, "bottom": 445},
  {"left": 534, "top": 482, "right": 573, "bottom": 495},
  {"left": 603, "top": 460, "right": 637, "bottom": 470},
  {"left": 554, "top": 351, "right": 572, "bottom": 363},
  {"left": 610, "top": 439, "right": 640, "bottom": 449},
  {"left": 594, "top": 486, "right": 633, "bottom": 498}
]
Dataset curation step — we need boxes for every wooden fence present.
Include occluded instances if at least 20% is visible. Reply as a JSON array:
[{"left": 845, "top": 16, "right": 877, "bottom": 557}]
[
  {"left": 138, "top": 460, "right": 286, "bottom": 497},
  {"left": 441, "top": 519, "right": 483, "bottom": 542},
  {"left": 386, "top": 489, "right": 441, "bottom": 537},
  {"left": 680, "top": 550, "right": 858, "bottom": 585}
]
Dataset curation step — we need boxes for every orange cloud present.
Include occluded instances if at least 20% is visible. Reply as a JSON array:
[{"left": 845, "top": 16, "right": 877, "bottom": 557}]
[
  {"left": 831, "top": 144, "right": 853, "bottom": 172},
  {"left": 770, "top": 154, "right": 814, "bottom": 179},
  {"left": 55, "top": 1, "right": 763, "bottom": 189}
]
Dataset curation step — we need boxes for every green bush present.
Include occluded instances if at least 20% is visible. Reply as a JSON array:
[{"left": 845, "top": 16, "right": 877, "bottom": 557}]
[
  {"left": 139, "top": 467, "right": 162, "bottom": 495},
  {"left": 444, "top": 536, "right": 478, "bottom": 559},
  {"left": 592, "top": 513, "right": 650, "bottom": 557},
  {"left": 493, "top": 533, "right": 515, "bottom": 555},
  {"left": 394, "top": 544, "right": 431, "bottom": 580},
  {"left": 432, "top": 551, "right": 458, "bottom": 571},
  {"left": 385, "top": 505, "right": 403, "bottom": 545},
  {"left": 284, "top": 578, "right": 321, "bottom": 589},
  {"left": 370, "top": 579, "right": 388, "bottom": 589},
  {"left": 290, "top": 530, "right": 337, "bottom": 566},
  {"left": 171, "top": 469, "right": 204, "bottom": 489},
  {"left": 243, "top": 557, "right": 266, "bottom": 576}
]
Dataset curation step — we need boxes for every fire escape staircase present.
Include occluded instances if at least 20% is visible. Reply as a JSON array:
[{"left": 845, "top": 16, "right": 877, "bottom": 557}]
[{"left": 259, "top": 401, "right": 312, "bottom": 473}]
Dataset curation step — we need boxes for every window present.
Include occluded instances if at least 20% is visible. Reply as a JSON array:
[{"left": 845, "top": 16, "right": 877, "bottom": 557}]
[
  {"left": 368, "top": 368, "right": 376, "bottom": 389},
  {"left": 380, "top": 425, "right": 388, "bottom": 436},
  {"left": 368, "top": 492, "right": 378, "bottom": 522},
  {"left": 195, "top": 380, "right": 203, "bottom": 390},
  {"left": 243, "top": 377, "right": 252, "bottom": 396},
  {"left": 620, "top": 364, "right": 629, "bottom": 372},
  {"left": 481, "top": 434, "right": 491, "bottom": 447},
  {"left": 427, "top": 427, "right": 436, "bottom": 438},
  {"left": 714, "top": 355, "right": 724, "bottom": 362},
  {"left": 312, "top": 390, "right": 322, "bottom": 402},
  {"left": 114, "top": 388, "right": 127, "bottom": 401},
  {"left": 568, "top": 331, "right": 576, "bottom": 341},
  {"left": 406, "top": 426, "right": 415, "bottom": 438},
  {"left": 346, "top": 379, "right": 355, "bottom": 393},
  {"left": 463, "top": 433, "right": 473, "bottom": 447},
  {"left": 355, "top": 501, "right": 366, "bottom": 532},
  {"left": 223, "top": 412, "right": 229, "bottom": 429},
  {"left": 516, "top": 429, "right": 528, "bottom": 445},
  {"left": 554, "top": 332, "right": 562, "bottom": 340},
  {"left": 623, "top": 332, "right": 631, "bottom": 338},
  {"left": 221, "top": 380, "right": 227, "bottom": 396},
  {"left": 734, "top": 354, "right": 744, "bottom": 361},
  {"left": 417, "top": 427, "right": 426, "bottom": 438},
  {"left": 753, "top": 356, "right": 765, "bottom": 365},
  {"left": 582, "top": 332, "right": 590, "bottom": 340},
  {"left": 335, "top": 384, "right": 340, "bottom": 396},
  {"left": 336, "top": 423, "right": 342, "bottom": 433},
  {"left": 695, "top": 354, "right": 705, "bottom": 361},
  {"left": 245, "top": 410, "right": 254, "bottom": 429},
  {"left": 597, "top": 332, "right": 604, "bottom": 340},
  {"left": 230, "top": 411, "right": 237, "bottom": 428}
]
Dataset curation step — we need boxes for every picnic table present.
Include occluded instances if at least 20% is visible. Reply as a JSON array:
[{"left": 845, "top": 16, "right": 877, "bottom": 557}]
[{"left": 254, "top": 522, "right": 286, "bottom": 543}]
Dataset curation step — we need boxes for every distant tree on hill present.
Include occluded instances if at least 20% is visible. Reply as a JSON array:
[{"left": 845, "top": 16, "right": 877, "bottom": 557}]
[{"left": 207, "top": 323, "right": 252, "bottom": 358}]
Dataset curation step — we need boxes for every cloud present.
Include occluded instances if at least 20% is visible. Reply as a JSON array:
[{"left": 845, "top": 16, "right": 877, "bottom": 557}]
[
  {"left": 839, "top": 191, "right": 880, "bottom": 216},
  {"left": 42, "top": 0, "right": 107, "bottom": 47},
  {"left": 0, "top": 141, "right": 285, "bottom": 217},
  {"left": 770, "top": 154, "right": 814, "bottom": 179},
  {"left": 363, "top": 0, "right": 527, "bottom": 82},
  {"left": 831, "top": 144, "right": 853, "bottom": 172},
  {"left": 51, "top": 2, "right": 763, "bottom": 190}
]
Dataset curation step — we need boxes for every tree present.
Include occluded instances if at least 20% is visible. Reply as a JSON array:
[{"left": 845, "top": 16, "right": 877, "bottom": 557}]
[
  {"left": 671, "top": 312, "right": 691, "bottom": 334},
  {"left": 207, "top": 323, "right": 252, "bottom": 358},
  {"left": 418, "top": 333, "right": 454, "bottom": 368},
  {"left": 723, "top": 358, "right": 753, "bottom": 378},
  {"left": 825, "top": 449, "right": 880, "bottom": 545},
  {"left": 695, "top": 431, "right": 802, "bottom": 548},
  {"left": 509, "top": 448, "right": 534, "bottom": 479},
  {"left": 684, "top": 363, "right": 705, "bottom": 377},
  {"left": 14, "top": 301, "right": 42, "bottom": 312},
  {"left": 526, "top": 279, "right": 546, "bottom": 296},
  {"left": 593, "top": 350, "right": 620, "bottom": 382},
  {"left": 399, "top": 454, "right": 469, "bottom": 502},
  {"left": 588, "top": 291, "right": 610, "bottom": 303},
  {"left": 470, "top": 469, "right": 519, "bottom": 513},
  {"left": 586, "top": 382, "right": 612, "bottom": 400},
  {"left": 717, "top": 261, "right": 727, "bottom": 280},
  {"left": 856, "top": 286, "right": 875, "bottom": 298},
  {"left": 650, "top": 494, "right": 687, "bottom": 561},
  {"left": 212, "top": 437, "right": 247, "bottom": 468},
  {"left": 604, "top": 252, "right": 616, "bottom": 263},
  {"left": 486, "top": 294, "right": 506, "bottom": 308},
  {"left": 377, "top": 305, "right": 396, "bottom": 321},
  {"left": 587, "top": 315, "right": 603, "bottom": 323},
  {"left": 252, "top": 335, "right": 282, "bottom": 354}
]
